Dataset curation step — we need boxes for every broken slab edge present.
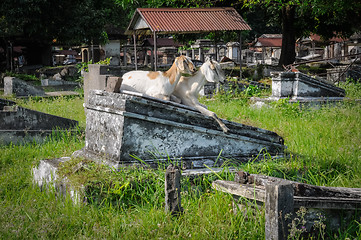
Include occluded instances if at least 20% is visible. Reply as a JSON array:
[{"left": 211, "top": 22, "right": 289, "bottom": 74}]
[
  {"left": 72, "top": 147, "right": 284, "bottom": 170},
  {"left": 32, "top": 157, "right": 87, "bottom": 204}
]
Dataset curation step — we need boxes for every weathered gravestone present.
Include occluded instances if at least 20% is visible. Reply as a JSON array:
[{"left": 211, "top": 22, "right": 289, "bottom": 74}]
[
  {"left": 0, "top": 98, "right": 78, "bottom": 144},
  {"left": 4, "top": 77, "right": 45, "bottom": 97},
  {"left": 252, "top": 71, "right": 346, "bottom": 107},
  {"left": 73, "top": 90, "right": 285, "bottom": 169},
  {"left": 32, "top": 157, "right": 86, "bottom": 204}
]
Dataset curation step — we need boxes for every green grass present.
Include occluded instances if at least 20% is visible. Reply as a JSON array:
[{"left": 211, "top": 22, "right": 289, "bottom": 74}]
[{"left": 1, "top": 81, "right": 361, "bottom": 239}]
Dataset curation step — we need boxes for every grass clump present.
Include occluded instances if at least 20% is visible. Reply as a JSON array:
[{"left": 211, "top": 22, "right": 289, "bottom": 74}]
[
  {"left": 338, "top": 78, "right": 361, "bottom": 99},
  {"left": 58, "top": 157, "right": 166, "bottom": 210}
]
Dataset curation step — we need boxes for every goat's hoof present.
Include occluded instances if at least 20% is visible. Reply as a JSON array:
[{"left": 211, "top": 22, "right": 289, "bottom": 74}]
[{"left": 222, "top": 126, "right": 230, "bottom": 133}]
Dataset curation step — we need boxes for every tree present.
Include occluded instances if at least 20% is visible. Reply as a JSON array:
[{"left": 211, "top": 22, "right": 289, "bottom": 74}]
[
  {"left": 0, "top": 0, "right": 126, "bottom": 68},
  {"left": 242, "top": 0, "right": 361, "bottom": 66}
]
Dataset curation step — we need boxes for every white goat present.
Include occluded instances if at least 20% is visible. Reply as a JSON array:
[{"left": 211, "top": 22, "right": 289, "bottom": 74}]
[
  {"left": 172, "top": 59, "right": 230, "bottom": 133},
  {"left": 121, "top": 55, "right": 195, "bottom": 101}
]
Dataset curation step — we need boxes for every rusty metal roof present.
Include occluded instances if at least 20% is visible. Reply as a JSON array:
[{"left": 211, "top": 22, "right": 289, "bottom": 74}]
[
  {"left": 256, "top": 38, "right": 282, "bottom": 48},
  {"left": 125, "top": 7, "right": 251, "bottom": 35}
]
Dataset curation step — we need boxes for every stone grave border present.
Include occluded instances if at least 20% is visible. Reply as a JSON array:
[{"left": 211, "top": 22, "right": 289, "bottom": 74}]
[{"left": 212, "top": 171, "right": 361, "bottom": 240}]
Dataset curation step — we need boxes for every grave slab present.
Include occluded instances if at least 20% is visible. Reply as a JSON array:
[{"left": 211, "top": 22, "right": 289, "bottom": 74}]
[
  {"left": 0, "top": 98, "right": 78, "bottom": 145},
  {"left": 73, "top": 90, "right": 285, "bottom": 169}
]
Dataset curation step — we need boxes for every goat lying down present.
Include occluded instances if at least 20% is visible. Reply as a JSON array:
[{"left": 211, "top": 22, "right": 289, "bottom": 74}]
[
  {"left": 121, "top": 55, "right": 195, "bottom": 101},
  {"left": 172, "top": 59, "right": 230, "bottom": 133}
]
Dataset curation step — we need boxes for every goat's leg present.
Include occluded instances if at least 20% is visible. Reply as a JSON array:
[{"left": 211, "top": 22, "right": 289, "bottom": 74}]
[
  {"left": 170, "top": 95, "right": 182, "bottom": 104},
  {"left": 193, "top": 104, "right": 229, "bottom": 133}
]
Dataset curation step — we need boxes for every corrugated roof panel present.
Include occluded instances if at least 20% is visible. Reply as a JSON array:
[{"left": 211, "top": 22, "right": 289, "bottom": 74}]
[{"left": 126, "top": 7, "right": 251, "bottom": 35}]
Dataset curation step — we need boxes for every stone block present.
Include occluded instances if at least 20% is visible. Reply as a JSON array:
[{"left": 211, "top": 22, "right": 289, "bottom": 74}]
[
  {"left": 265, "top": 183, "right": 294, "bottom": 240},
  {"left": 272, "top": 73, "right": 295, "bottom": 98},
  {"left": 105, "top": 76, "right": 122, "bottom": 93}
]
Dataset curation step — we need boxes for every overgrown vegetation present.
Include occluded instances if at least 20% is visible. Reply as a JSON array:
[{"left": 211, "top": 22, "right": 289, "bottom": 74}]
[
  {"left": 4, "top": 71, "right": 39, "bottom": 82},
  {"left": 75, "top": 57, "right": 112, "bottom": 84},
  {"left": 0, "top": 80, "right": 360, "bottom": 239}
]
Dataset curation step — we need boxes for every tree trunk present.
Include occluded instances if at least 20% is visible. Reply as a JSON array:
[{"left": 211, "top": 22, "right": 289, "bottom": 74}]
[{"left": 279, "top": 5, "right": 296, "bottom": 67}]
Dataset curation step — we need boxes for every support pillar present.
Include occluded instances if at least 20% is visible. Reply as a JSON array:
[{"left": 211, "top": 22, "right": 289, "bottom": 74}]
[
  {"left": 199, "top": 48, "right": 203, "bottom": 62},
  {"left": 153, "top": 32, "right": 157, "bottom": 71},
  {"left": 133, "top": 34, "right": 138, "bottom": 70},
  {"left": 265, "top": 183, "right": 294, "bottom": 240},
  {"left": 239, "top": 33, "right": 242, "bottom": 79}
]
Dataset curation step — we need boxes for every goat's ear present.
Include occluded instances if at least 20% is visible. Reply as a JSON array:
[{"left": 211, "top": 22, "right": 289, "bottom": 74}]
[
  {"left": 175, "top": 57, "right": 185, "bottom": 71},
  {"left": 204, "top": 67, "right": 216, "bottom": 83},
  {"left": 205, "top": 56, "right": 210, "bottom": 62}
]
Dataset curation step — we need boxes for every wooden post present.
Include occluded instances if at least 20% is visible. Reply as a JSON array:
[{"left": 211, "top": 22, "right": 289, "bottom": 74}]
[
  {"left": 153, "top": 32, "right": 157, "bottom": 71},
  {"left": 239, "top": 32, "right": 242, "bottom": 80},
  {"left": 91, "top": 40, "right": 94, "bottom": 63},
  {"left": 165, "top": 165, "right": 183, "bottom": 216},
  {"left": 123, "top": 46, "right": 127, "bottom": 67},
  {"left": 265, "top": 183, "right": 294, "bottom": 240},
  {"left": 133, "top": 34, "right": 138, "bottom": 70},
  {"left": 199, "top": 47, "right": 203, "bottom": 62}
]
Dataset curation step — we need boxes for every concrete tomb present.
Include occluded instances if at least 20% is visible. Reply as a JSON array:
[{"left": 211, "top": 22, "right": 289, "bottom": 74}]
[
  {"left": 0, "top": 98, "right": 78, "bottom": 144},
  {"left": 252, "top": 71, "right": 346, "bottom": 107},
  {"left": 271, "top": 72, "right": 345, "bottom": 99},
  {"left": 73, "top": 90, "right": 285, "bottom": 169},
  {"left": 33, "top": 88, "right": 285, "bottom": 202},
  {"left": 327, "top": 65, "right": 361, "bottom": 84}
]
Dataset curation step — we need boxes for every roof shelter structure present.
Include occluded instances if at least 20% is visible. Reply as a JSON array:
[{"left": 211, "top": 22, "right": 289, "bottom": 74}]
[
  {"left": 125, "top": 7, "right": 251, "bottom": 71},
  {"left": 254, "top": 34, "right": 283, "bottom": 48}
]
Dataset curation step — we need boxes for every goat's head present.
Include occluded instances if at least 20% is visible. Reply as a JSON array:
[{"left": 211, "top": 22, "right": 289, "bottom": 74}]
[
  {"left": 174, "top": 55, "right": 196, "bottom": 75},
  {"left": 202, "top": 59, "right": 225, "bottom": 83}
]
